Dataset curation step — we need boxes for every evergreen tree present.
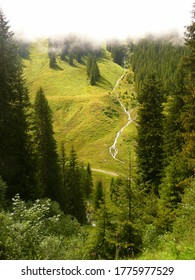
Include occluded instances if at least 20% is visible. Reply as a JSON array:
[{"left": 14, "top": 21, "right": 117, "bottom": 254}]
[
  {"left": 90, "top": 202, "right": 115, "bottom": 259},
  {"left": 49, "top": 53, "right": 56, "bottom": 68},
  {"left": 94, "top": 180, "right": 104, "bottom": 210},
  {"left": 34, "top": 88, "right": 61, "bottom": 201},
  {"left": 160, "top": 4, "right": 195, "bottom": 214},
  {"left": 48, "top": 39, "right": 57, "bottom": 68},
  {"left": 182, "top": 4, "right": 195, "bottom": 172},
  {"left": 163, "top": 67, "right": 186, "bottom": 161},
  {"left": 81, "top": 163, "right": 93, "bottom": 199},
  {"left": 0, "top": 9, "right": 35, "bottom": 200},
  {"left": 131, "top": 38, "right": 188, "bottom": 94},
  {"left": 68, "top": 53, "right": 74, "bottom": 66},
  {"left": 0, "top": 176, "right": 7, "bottom": 209},
  {"left": 87, "top": 55, "right": 100, "bottom": 85},
  {"left": 65, "top": 147, "right": 86, "bottom": 223},
  {"left": 136, "top": 73, "right": 165, "bottom": 195},
  {"left": 92, "top": 55, "right": 100, "bottom": 81},
  {"left": 59, "top": 142, "right": 68, "bottom": 213}
]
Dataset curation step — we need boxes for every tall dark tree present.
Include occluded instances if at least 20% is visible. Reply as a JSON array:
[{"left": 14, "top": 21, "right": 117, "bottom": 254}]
[
  {"left": 182, "top": 4, "right": 195, "bottom": 171},
  {"left": 160, "top": 4, "right": 195, "bottom": 212},
  {"left": 81, "top": 163, "right": 93, "bottom": 199},
  {"left": 0, "top": 9, "right": 35, "bottom": 200},
  {"left": 68, "top": 53, "right": 74, "bottom": 66},
  {"left": 136, "top": 73, "right": 165, "bottom": 195},
  {"left": 87, "top": 55, "right": 100, "bottom": 85},
  {"left": 65, "top": 147, "right": 86, "bottom": 223},
  {"left": 34, "top": 88, "right": 61, "bottom": 201},
  {"left": 94, "top": 180, "right": 104, "bottom": 210}
]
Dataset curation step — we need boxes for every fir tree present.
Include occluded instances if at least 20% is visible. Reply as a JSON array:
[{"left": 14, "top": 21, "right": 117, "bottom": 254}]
[
  {"left": 33, "top": 88, "right": 61, "bottom": 201},
  {"left": 65, "top": 147, "right": 86, "bottom": 223},
  {"left": 160, "top": 4, "right": 195, "bottom": 213},
  {"left": 0, "top": 9, "right": 35, "bottom": 200},
  {"left": 136, "top": 73, "right": 165, "bottom": 195},
  {"left": 182, "top": 4, "right": 195, "bottom": 171},
  {"left": 94, "top": 180, "right": 104, "bottom": 210},
  {"left": 87, "top": 55, "right": 100, "bottom": 85},
  {"left": 81, "top": 163, "right": 93, "bottom": 199},
  {"left": 68, "top": 53, "right": 74, "bottom": 66}
]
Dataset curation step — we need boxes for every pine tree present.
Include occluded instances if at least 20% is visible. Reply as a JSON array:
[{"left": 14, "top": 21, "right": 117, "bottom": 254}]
[
  {"left": 0, "top": 9, "right": 35, "bottom": 200},
  {"left": 92, "top": 55, "right": 100, "bottom": 81},
  {"left": 158, "top": 5, "right": 195, "bottom": 230},
  {"left": 160, "top": 4, "right": 195, "bottom": 210},
  {"left": 0, "top": 176, "right": 7, "bottom": 209},
  {"left": 65, "top": 147, "right": 86, "bottom": 223},
  {"left": 59, "top": 142, "right": 68, "bottom": 213},
  {"left": 182, "top": 4, "right": 195, "bottom": 172},
  {"left": 48, "top": 39, "right": 57, "bottom": 68},
  {"left": 81, "top": 163, "right": 93, "bottom": 199},
  {"left": 136, "top": 73, "right": 165, "bottom": 195},
  {"left": 87, "top": 55, "right": 100, "bottom": 85},
  {"left": 68, "top": 53, "right": 74, "bottom": 66},
  {"left": 94, "top": 180, "right": 104, "bottom": 210},
  {"left": 33, "top": 88, "right": 61, "bottom": 201}
]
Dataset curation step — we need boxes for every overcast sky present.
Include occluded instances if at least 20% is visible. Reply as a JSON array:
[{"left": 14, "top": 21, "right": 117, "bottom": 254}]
[{"left": 0, "top": 0, "right": 194, "bottom": 40}]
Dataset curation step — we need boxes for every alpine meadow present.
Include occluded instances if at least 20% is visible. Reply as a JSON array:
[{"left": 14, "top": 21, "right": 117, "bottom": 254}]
[{"left": 0, "top": 3, "right": 195, "bottom": 260}]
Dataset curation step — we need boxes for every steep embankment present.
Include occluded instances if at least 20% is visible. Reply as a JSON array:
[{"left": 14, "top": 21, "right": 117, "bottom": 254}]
[{"left": 23, "top": 40, "right": 136, "bottom": 177}]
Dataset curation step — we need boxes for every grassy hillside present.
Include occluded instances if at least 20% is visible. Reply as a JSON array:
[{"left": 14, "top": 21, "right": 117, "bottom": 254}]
[{"left": 23, "top": 40, "right": 136, "bottom": 179}]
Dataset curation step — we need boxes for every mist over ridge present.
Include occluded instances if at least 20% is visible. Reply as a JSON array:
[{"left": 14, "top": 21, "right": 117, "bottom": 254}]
[{"left": 1, "top": 0, "right": 193, "bottom": 42}]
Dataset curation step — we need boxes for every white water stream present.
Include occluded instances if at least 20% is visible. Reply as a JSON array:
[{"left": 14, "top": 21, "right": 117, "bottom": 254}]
[{"left": 109, "top": 73, "right": 133, "bottom": 162}]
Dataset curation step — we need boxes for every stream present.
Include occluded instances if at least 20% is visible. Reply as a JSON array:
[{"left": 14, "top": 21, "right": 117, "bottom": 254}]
[{"left": 109, "top": 73, "right": 133, "bottom": 162}]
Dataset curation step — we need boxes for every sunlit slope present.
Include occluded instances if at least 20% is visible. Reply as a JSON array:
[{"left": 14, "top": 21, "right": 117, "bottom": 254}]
[{"left": 23, "top": 40, "right": 136, "bottom": 175}]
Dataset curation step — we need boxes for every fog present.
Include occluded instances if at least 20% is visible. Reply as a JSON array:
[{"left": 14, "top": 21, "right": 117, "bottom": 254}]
[{"left": 0, "top": 0, "right": 193, "bottom": 41}]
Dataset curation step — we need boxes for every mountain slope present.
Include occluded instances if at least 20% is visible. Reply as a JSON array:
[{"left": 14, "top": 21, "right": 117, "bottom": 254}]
[{"left": 23, "top": 40, "right": 136, "bottom": 176}]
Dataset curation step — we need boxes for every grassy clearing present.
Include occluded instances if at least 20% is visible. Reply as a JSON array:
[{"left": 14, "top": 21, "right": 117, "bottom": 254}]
[{"left": 23, "top": 40, "right": 137, "bottom": 184}]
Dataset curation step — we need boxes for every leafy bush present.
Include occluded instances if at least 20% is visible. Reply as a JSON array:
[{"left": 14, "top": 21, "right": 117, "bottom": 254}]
[{"left": 0, "top": 195, "right": 87, "bottom": 259}]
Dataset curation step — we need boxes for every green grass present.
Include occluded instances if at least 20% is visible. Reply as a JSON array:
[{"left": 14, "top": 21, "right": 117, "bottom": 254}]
[{"left": 23, "top": 40, "right": 137, "bottom": 183}]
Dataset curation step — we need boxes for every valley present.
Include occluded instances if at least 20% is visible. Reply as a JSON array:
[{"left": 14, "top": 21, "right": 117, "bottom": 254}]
[
  {"left": 23, "top": 40, "right": 137, "bottom": 179},
  {"left": 0, "top": 2, "right": 194, "bottom": 261}
]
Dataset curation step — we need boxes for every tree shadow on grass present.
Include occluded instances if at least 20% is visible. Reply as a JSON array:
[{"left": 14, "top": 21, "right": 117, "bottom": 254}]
[
  {"left": 51, "top": 64, "right": 64, "bottom": 71},
  {"left": 97, "top": 76, "right": 113, "bottom": 91}
]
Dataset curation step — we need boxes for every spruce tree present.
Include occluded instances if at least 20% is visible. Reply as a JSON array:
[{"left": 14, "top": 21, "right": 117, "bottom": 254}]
[
  {"left": 0, "top": 9, "right": 35, "bottom": 200},
  {"left": 87, "top": 55, "right": 100, "bottom": 85},
  {"left": 68, "top": 53, "right": 74, "bottom": 66},
  {"left": 81, "top": 163, "right": 93, "bottom": 199},
  {"left": 65, "top": 147, "right": 86, "bottom": 223},
  {"left": 34, "top": 88, "right": 61, "bottom": 201},
  {"left": 136, "top": 73, "right": 165, "bottom": 195},
  {"left": 182, "top": 4, "right": 195, "bottom": 171},
  {"left": 161, "top": 4, "right": 195, "bottom": 210},
  {"left": 158, "top": 5, "right": 195, "bottom": 229},
  {"left": 94, "top": 180, "right": 104, "bottom": 210}
]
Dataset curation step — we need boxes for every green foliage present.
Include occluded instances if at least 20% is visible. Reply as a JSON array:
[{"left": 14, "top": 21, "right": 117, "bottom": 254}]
[
  {"left": 107, "top": 40, "right": 126, "bottom": 66},
  {"left": 159, "top": 6, "right": 195, "bottom": 229},
  {"left": 60, "top": 146, "right": 87, "bottom": 223},
  {"left": 89, "top": 202, "right": 116, "bottom": 259},
  {"left": 0, "top": 9, "right": 35, "bottom": 200},
  {"left": 131, "top": 37, "right": 188, "bottom": 93},
  {"left": 0, "top": 195, "right": 86, "bottom": 259},
  {"left": 0, "top": 177, "right": 7, "bottom": 209},
  {"left": 94, "top": 180, "right": 104, "bottom": 210},
  {"left": 82, "top": 163, "right": 93, "bottom": 199},
  {"left": 87, "top": 55, "right": 100, "bottom": 85},
  {"left": 140, "top": 179, "right": 195, "bottom": 259},
  {"left": 33, "top": 87, "right": 61, "bottom": 201},
  {"left": 136, "top": 73, "right": 165, "bottom": 195}
]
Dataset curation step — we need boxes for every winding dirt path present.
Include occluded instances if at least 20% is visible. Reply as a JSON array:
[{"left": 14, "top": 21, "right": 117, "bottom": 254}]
[{"left": 91, "top": 168, "right": 118, "bottom": 177}]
